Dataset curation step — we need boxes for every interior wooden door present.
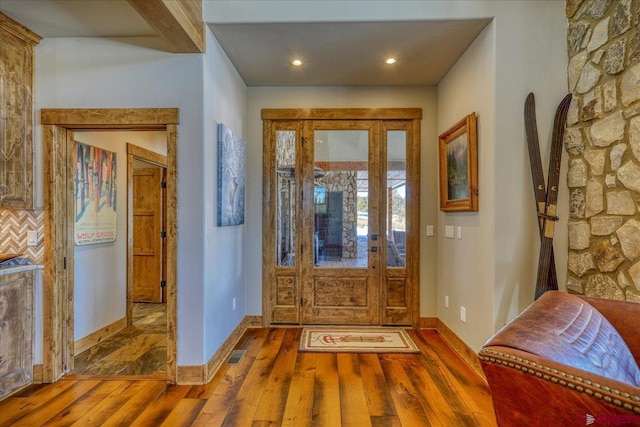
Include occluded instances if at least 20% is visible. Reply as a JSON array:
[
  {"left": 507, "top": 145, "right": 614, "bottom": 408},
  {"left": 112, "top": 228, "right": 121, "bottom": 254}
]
[
  {"left": 300, "top": 120, "right": 381, "bottom": 324},
  {"left": 132, "top": 167, "right": 163, "bottom": 303}
]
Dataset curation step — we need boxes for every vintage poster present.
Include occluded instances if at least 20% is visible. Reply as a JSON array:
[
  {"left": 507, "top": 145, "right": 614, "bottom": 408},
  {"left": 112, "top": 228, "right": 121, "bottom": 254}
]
[{"left": 74, "top": 141, "right": 117, "bottom": 245}]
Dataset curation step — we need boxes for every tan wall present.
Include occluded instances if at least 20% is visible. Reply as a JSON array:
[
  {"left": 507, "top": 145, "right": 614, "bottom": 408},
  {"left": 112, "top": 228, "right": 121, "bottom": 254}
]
[
  {"left": 245, "top": 86, "right": 439, "bottom": 317},
  {"left": 565, "top": 0, "right": 640, "bottom": 302}
]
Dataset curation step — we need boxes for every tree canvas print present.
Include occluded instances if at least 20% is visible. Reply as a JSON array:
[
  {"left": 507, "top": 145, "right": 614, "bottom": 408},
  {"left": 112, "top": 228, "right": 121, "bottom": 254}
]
[{"left": 217, "top": 123, "right": 246, "bottom": 226}]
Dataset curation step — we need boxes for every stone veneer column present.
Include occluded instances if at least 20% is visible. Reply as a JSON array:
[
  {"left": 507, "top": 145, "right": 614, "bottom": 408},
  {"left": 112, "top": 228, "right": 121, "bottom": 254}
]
[{"left": 566, "top": 0, "right": 640, "bottom": 301}]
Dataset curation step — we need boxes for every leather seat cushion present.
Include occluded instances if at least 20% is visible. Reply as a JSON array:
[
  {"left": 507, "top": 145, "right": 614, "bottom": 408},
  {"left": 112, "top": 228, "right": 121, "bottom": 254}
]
[{"left": 486, "top": 291, "right": 640, "bottom": 387}]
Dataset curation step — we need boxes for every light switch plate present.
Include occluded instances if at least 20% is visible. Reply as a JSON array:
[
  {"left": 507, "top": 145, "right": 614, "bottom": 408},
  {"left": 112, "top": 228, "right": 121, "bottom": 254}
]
[
  {"left": 426, "top": 225, "right": 434, "bottom": 236},
  {"left": 445, "top": 225, "right": 454, "bottom": 239}
]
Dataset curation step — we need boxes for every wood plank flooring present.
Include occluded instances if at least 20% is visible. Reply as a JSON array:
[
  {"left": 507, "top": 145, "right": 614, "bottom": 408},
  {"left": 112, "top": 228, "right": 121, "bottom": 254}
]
[{"left": 0, "top": 328, "right": 497, "bottom": 426}]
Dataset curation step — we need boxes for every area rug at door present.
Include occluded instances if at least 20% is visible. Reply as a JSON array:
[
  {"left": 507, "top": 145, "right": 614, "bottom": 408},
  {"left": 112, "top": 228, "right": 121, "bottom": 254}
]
[{"left": 299, "top": 327, "right": 420, "bottom": 353}]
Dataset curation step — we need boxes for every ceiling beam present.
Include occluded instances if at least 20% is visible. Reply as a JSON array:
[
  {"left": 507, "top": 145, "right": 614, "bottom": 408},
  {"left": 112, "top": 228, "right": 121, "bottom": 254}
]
[{"left": 127, "top": 0, "right": 205, "bottom": 53}]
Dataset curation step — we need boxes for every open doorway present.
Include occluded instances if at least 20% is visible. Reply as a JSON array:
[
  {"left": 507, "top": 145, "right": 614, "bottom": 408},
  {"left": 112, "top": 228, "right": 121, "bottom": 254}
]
[
  {"left": 69, "top": 134, "right": 168, "bottom": 376},
  {"left": 41, "top": 108, "right": 178, "bottom": 383}
]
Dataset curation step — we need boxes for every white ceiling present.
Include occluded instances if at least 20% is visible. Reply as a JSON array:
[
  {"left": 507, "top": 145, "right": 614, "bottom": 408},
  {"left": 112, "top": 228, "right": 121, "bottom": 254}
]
[{"left": 0, "top": 0, "right": 490, "bottom": 86}]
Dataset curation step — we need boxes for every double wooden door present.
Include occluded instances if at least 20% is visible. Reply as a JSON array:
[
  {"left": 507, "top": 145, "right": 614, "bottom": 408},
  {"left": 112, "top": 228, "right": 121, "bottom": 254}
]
[{"left": 263, "top": 109, "right": 421, "bottom": 326}]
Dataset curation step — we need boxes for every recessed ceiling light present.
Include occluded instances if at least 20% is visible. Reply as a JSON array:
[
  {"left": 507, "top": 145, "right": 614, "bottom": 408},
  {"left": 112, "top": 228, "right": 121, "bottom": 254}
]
[
  {"left": 292, "top": 59, "right": 303, "bottom": 66},
  {"left": 386, "top": 58, "right": 397, "bottom": 65}
]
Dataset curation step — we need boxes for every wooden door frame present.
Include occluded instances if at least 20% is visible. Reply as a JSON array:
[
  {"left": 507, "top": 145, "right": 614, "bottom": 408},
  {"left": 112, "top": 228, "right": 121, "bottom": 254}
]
[
  {"left": 262, "top": 108, "right": 421, "bottom": 327},
  {"left": 127, "top": 143, "right": 167, "bottom": 323},
  {"left": 41, "top": 108, "right": 178, "bottom": 383}
]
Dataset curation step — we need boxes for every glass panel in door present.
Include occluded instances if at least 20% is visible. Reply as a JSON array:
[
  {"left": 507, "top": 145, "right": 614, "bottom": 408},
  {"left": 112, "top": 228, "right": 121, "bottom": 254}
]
[
  {"left": 276, "top": 130, "right": 297, "bottom": 267},
  {"left": 271, "top": 126, "right": 301, "bottom": 325},
  {"left": 313, "top": 130, "right": 369, "bottom": 268},
  {"left": 386, "top": 130, "right": 407, "bottom": 268},
  {"left": 382, "top": 125, "right": 412, "bottom": 326},
  {"left": 302, "top": 122, "right": 380, "bottom": 325}
]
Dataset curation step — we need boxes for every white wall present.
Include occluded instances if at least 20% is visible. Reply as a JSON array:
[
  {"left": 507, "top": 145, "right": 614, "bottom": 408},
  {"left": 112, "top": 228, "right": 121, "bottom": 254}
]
[
  {"left": 35, "top": 36, "right": 208, "bottom": 365},
  {"left": 35, "top": 30, "right": 248, "bottom": 365},
  {"left": 30, "top": 1, "right": 568, "bottom": 366},
  {"left": 246, "top": 86, "right": 438, "bottom": 316},
  {"left": 216, "top": 0, "right": 567, "bottom": 352},
  {"left": 437, "top": 3, "right": 568, "bottom": 351},
  {"left": 436, "top": 22, "right": 497, "bottom": 351},
  {"left": 491, "top": 3, "right": 569, "bottom": 333},
  {"left": 72, "top": 131, "right": 165, "bottom": 341},
  {"left": 202, "top": 28, "right": 248, "bottom": 359}
]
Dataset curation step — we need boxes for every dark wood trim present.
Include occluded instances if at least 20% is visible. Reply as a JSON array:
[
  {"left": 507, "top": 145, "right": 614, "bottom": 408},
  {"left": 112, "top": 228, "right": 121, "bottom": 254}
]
[
  {"left": 419, "top": 317, "right": 438, "bottom": 329},
  {"left": 127, "top": 0, "right": 205, "bottom": 53},
  {"left": 165, "top": 124, "right": 178, "bottom": 384},
  {"left": 436, "top": 319, "right": 484, "bottom": 379},
  {"left": 262, "top": 108, "right": 422, "bottom": 121},
  {"left": 176, "top": 316, "right": 259, "bottom": 384},
  {"left": 73, "top": 317, "right": 127, "bottom": 354},
  {"left": 410, "top": 118, "right": 421, "bottom": 327},
  {"left": 263, "top": 110, "right": 421, "bottom": 327},
  {"left": 127, "top": 143, "right": 168, "bottom": 167},
  {"left": 41, "top": 108, "right": 179, "bottom": 128},
  {"left": 41, "top": 109, "right": 179, "bottom": 384},
  {"left": 315, "top": 161, "right": 406, "bottom": 171},
  {"left": 0, "top": 12, "right": 42, "bottom": 45}
]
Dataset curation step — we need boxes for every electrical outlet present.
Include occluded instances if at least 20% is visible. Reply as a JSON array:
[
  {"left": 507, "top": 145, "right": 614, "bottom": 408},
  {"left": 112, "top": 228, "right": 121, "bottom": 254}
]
[
  {"left": 27, "top": 230, "right": 38, "bottom": 247},
  {"left": 426, "top": 225, "right": 434, "bottom": 236},
  {"left": 460, "top": 306, "right": 466, "bottom": 323},
  {"left": 233, "top": 297, "right": 237, "bottom": 311},
  {"left": 444, "top": 295, "right": 449, "bottom": 309},
  {"left": 456, "top": 226, "right": 462, "bottom": 240}
]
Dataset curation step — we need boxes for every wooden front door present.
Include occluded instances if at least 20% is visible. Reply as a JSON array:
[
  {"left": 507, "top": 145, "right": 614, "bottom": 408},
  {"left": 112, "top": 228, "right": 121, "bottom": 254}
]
[
  {"left": 263, "top": 109, "right": 421, "bottom": 327},
  {"left": 300, "top": 120, "right": 381, "bottom": 324},
  {"left": 132, "top": 167, "right": 163, "bottom": 303}
]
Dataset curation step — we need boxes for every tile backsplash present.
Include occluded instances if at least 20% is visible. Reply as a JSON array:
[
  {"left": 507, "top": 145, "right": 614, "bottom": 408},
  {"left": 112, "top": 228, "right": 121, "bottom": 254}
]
[{"left": 0, "top": 209, "right": 44, "bottom": 265}]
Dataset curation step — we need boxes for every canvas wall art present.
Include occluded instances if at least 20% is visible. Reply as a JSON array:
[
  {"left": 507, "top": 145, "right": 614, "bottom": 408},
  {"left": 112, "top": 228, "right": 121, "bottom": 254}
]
[
  {"left": 217, "top": 123, "right": 246, "bottom": 226},
  {"left": 74, "top": 141, "right": 117, "bottom": 245}
]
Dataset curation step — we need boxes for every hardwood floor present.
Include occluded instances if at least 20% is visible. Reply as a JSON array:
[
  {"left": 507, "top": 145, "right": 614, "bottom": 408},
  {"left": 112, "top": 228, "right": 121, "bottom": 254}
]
[{"left": 0, "top": 328, "right": 497, "bottom": 426}]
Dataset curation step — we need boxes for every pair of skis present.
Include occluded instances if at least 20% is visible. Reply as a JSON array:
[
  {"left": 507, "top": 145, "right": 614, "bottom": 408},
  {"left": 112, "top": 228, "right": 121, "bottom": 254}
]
[{"left": 524, "top": 92, "right": 572, "bottom": 300}]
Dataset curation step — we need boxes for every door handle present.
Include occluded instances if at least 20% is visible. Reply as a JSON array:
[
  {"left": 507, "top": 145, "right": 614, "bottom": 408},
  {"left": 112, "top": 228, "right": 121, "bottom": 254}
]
[{"left": 371, "top": 247, "right": 378, "bottom": 252}]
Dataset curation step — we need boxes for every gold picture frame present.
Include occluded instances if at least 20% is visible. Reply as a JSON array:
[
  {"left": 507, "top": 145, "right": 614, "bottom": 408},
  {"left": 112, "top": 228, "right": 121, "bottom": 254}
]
[{"left": 438, "top": 113, "right": 478, "bottom": 212}]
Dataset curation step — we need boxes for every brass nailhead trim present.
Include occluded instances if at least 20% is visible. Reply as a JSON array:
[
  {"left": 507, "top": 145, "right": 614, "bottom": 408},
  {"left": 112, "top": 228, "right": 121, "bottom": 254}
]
[{"left": 478, "top": 349, "right": 640, "bottom": 412}]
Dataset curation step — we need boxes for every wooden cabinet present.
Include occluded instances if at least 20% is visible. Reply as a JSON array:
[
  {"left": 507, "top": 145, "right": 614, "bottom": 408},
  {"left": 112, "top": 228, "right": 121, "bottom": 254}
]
[
  {"left": 0, "top": 269, "right": 34, "bottom": 399},
  {"left": 0, "top": 13, "right": 41, "bottom": 209}
]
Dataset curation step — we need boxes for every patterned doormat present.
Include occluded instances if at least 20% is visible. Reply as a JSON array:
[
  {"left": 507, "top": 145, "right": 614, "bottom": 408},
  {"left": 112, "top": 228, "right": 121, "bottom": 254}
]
[{"left": 299, "top": 327, "right": 420, "bottom": 353}]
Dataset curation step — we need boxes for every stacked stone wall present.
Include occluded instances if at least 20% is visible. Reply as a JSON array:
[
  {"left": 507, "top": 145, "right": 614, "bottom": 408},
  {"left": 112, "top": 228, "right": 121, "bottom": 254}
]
[{"left": 566, "top": 0, "right": 640, "bottom": 301}]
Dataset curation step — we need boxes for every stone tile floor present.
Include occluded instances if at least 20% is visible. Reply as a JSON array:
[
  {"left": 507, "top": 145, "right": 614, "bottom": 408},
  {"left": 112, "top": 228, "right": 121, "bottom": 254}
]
[{"left": 73, "top": 303, "right": 167, "bottom": 376}]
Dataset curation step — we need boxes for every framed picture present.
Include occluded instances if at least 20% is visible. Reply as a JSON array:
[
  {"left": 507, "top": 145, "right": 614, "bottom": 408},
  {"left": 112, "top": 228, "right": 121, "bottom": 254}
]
[
  {"left": 438, "top": 112, "right": 478, "bottom": 212},
  {"left": 217, "top": 123, "right": 246, "bottom": 226},
  {"left": 73, "top": 141, "right": 118, "bottom": 244}
]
